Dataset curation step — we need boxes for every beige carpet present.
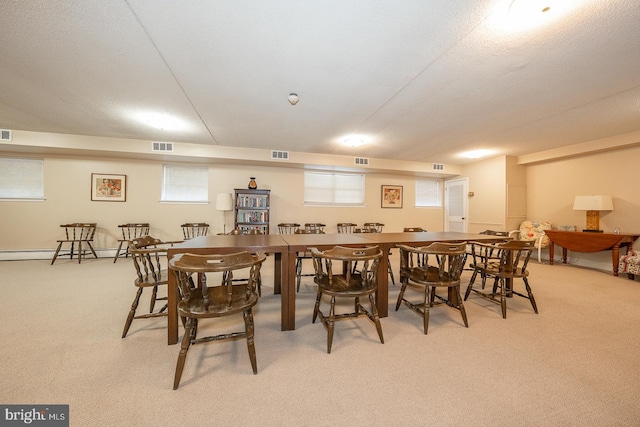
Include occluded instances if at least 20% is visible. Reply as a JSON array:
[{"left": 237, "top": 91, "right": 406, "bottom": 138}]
[{"left": 1, "top": 254, "right": 639, "bottom": 426}]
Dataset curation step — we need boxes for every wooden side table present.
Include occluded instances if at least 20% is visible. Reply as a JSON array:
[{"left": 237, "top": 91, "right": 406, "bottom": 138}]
[{"left": 545, "top": 230, "right": 640, "bottom": 276}]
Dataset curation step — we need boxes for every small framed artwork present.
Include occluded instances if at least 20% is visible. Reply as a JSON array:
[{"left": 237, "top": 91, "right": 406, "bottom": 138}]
[
  {"left": 91, "top": 173, "right": 126, "bottom": 202},
  {"left": 381, "top": 185, "right": 403, "bottom": 208}
]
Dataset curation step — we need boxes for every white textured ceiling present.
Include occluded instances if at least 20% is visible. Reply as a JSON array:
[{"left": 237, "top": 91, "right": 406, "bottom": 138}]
[{"left": 0, "top": 0, "right": 639, "bottom": 164}]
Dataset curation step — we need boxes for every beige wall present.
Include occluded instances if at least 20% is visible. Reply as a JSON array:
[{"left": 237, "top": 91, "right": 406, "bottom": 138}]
[
  {"left": 463, "top": 156, "right": 508, "bottom": 233},
  {"left": 0, "top": 155, "right": 444, "bottom": 255},
  {"left": 525, "top": 144, "right": 640, "bottom": 268}
]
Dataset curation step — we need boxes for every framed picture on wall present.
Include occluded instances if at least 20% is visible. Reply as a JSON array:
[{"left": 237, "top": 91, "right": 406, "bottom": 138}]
[
  {"left": 91, "top": 173, "right": 126, "bottom": 202},
  {"left": 381, "top": 185, "right": 403, "bottom": 208}
]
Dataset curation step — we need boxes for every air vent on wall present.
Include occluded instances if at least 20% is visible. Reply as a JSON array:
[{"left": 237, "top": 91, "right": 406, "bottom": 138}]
[
  {"left": 1, "top": 129, "right": 12, "bottom": 141},
  {"left": 271, "top": 150, "right": 289, "bottom": 160},
  {"left": 354, "top": 157, "right": 369, "bottom": 166},
  {"left": 151, "top": 142, "right": 174, "bottom": 152},
  {"left": 432, "top": 163, "right": 444, "bottom": 171}
]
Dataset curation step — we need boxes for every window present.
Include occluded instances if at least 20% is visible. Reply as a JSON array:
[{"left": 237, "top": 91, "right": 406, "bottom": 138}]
[
  {"left": 0, "top": 157, "right": 44, "bottom": 200},
  {"left": 304, "top": 171, "right": 365, "bottom": 206},
  {"left": 161, "top": 164, "right": 209, "bottom": 203},
  {"left": 415, "top": 178, "right": 442, "bottom": 207}
]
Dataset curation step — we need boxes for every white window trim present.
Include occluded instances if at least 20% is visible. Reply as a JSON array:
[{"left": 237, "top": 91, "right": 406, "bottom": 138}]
[
  {"left": 0, "top": 157, "right": 45, "bottom": 201},
  {"left": 303, "top": 171, "right": 365, "bottom": 207}
]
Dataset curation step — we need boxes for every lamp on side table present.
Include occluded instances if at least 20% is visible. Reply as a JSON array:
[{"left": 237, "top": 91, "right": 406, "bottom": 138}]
[{"left": 572, "top": 195, "right": 613, "bottom": 233}]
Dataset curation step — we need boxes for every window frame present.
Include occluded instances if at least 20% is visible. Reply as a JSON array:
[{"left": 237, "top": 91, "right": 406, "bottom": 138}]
[
  {"left": 0, "top": 157, "right": 45, "bottom": 201},
  {"left": 160, "top": 164, "right": 210, "bottom": 204},
  {"left": 415, "top": 178, "right": 442, "bottom": 208},
  {"left": 303, "top": 171, "right": 366, "bottom": 207}
]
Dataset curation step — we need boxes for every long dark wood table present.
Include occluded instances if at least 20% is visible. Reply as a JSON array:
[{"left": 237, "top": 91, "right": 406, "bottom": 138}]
[
  {"left": 545, "top": 230, "right": 640, "bottom": 276},
  {"left": 166, "top": 231, "right": 508, "bottom": 344}
]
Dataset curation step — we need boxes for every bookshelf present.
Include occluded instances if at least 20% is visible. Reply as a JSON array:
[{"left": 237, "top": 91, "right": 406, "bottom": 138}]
[{"left": 234, "top": 189, "right": 270, "bottom": 234}]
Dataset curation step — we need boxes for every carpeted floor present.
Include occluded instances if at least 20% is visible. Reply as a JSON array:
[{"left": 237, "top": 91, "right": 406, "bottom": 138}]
[{"left": 1, "top": 254, "right": 639, "bottom": 426}]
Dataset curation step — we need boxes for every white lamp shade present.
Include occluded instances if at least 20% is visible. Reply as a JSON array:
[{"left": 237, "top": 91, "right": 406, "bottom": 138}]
[
  {"left": 216, "top": 193, "right": 233, "bottom": 211},
  {"left": 572, "top": 195, "right": 613, "bottom": 211}
]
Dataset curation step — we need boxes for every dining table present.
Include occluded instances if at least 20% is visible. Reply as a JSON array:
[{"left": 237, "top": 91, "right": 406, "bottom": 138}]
[{"left": 166, "top": 231, "right": 509, "bottom": 345}]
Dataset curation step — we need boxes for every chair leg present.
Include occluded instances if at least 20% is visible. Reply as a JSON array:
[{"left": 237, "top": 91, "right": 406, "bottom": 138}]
[
  {"left": 388, "top": 264, "right": 395, "bottom": 285},
  {"left": 51, "top": 242, "right": 64, "bottom": 265},
  {"left": 368, "top": 294, "right": 384, "bottom": 344},
  {"left": 312, "top": 291, "right": 322, "bottom": 323},
  {"left": 327, "top": 296, "right": 336, "bottom": 354},
  {"left": 122, "top": 288, "right": 143, "bottom": 338},
  {"left": 523, "top": 277, "right": 538, "bottom": 313},
  {"left": 423, "top": 286, "right": 431, "bottom": 334},
  {"left": 77, "top": 241, "right": 83, "bottom": 263},
  {"left": 464, "top": 270, "right": 478, "bottom": 300},
  {"left": 243, "top": 309, "right": 258, "bottom": 374},
  {"left": 173, "top": 318, "right": 194, "bottom": 390},
  {"left": 500, "top": 278, "right": 507, "bottom": 319},
  {"left": 395, "top": 281, "right": 407, "bottom": 311},
  {"left": 295, "top": 257, "right": 302, "bottom": 292},
  {"left": 150, "top": 286, "right": 158, "bottom": 313},
  {"left": 70, "top": 242, "right": 75, "bottom": 260},
  {"left": 87, "top": 242, "right": 98, "bottom": 259},
  {"left": 113, "top": 240, "right": 125, "bottom": 263},
  {"left": 456, "top": 286, "right": 469, "bottom": 327}
]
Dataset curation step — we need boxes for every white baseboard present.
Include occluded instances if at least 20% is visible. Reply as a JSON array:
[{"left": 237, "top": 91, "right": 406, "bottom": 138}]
[{"left": 0, "top": 249, "right": 117, "bottom": 261}]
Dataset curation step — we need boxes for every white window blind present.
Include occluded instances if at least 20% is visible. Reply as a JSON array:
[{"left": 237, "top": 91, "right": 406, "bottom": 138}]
[
  {"left": 304, "top": 171, "right": 365, "bottom": 206},
  {"left": 161, "top": 165, "right": 209, "bottom": 202},
  {"left": 415, "top": 179, "right": 442, "bottom": 207},
  {"left": 0, "top": 157, "right": 44, "bottom": 200}
]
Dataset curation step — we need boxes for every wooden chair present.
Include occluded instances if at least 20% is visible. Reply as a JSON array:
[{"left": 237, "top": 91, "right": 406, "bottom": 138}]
[
  {"left": 396, "top": 242, "right": 468, "bottom": 334},
  {"left": 355, "top": 224, "right": 395, "bottom": 284},
  {"left": 464, "top": 240, "right": 538, "bottom": 319},
  {"left": 463, "top": 229, "right": 511, "bottom": 275},
  {"left": 364, "top": 222, "right": 385, "bottom": 233},
  {"left": 309, "top": 245, "right": 384, "bottom": 353},
  {"left": 51, "top": 223, "right": 98, "bottom": 264},
  {"left": 337, "top": 223, "right": 357, "bottom": 233},
  {"left": 113, "top": 223, "right": 150, "bottom": 263},
  {"left": 304, "top": 223, "right": 326, "bottom": 233},
  {"left": 121, "top": 236, "right": 173, "bottom": 338},
  {"left": 295, "top": 228, "right": 325, "bottom": 291},
  {"left": 169, "top": 251, "right": 267, "bottom": 389},
  {"left": 181, "top": 223, "right": 209, "bottom": 240},
  {"left": 278, "top": 223, "right": 300, "bottom": 234}
]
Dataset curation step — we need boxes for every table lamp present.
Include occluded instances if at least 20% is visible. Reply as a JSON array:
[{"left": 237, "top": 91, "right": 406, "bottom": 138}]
[
  {"left": 216, "top": 193, "right": 234, "bottom": 234},
  {"left": 572, "top": 195, "right": 613, "bottom": 233}
]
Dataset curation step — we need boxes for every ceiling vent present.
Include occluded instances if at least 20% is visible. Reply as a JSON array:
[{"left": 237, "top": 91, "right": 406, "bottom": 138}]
[
  {"left": 151, "top": 142, "right": 174, "bottom": 152},
  {"left": 354, "top": 157, "right": 369, "bottom": 166},
  {"left": 1, "top": 129, "right": 12, "bottom": 141},
  {"left": 271, "top": 150, "right": 289, "bottom": 160},
  {"left": 432, "top": 163, "right": 444, "bottom": 171}
]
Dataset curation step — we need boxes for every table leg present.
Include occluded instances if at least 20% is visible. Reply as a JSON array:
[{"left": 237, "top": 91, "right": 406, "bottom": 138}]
[
  {"left": 273, "top": 253, "right": 282, "bottom": 294},
  {"left": 562, "top": 248, "right": 568, "bottom": 264},
  {"left": 168, "top": 256, "right": 178, "bottom": 345},
  {"left": 549, "top": 244, "right": 554, "bottom": 265},
  {"left": 612, "top": 244, "right": 620, "bottom": 276},
  {"left": 376, "top": 246, "right": 390, "bottom": 318}
]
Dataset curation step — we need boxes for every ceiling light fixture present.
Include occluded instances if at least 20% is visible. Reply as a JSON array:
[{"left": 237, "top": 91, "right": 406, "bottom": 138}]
[
  {"left": 288, "top": 93, "right": 299, "bottom": 105},
  {"left": 461, "top": 149, "right": 493, "bottom": 159},
  {"left": 135, "top": 112, "right": 187, "bottom": 131},
  {"left": 343, "top": 137, "right": 364, "bottom": 148},
  {"left": 490, "top": 0, "right": 584, "bottom": 34}
]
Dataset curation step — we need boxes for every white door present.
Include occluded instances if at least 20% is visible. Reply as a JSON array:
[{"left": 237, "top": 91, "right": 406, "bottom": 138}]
[{"left": 444, "top": 178, "right": 468, "bottom": 232}]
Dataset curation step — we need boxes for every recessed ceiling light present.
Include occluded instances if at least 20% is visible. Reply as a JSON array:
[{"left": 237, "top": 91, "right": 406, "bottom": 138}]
[
  {"left": 134, "top": 112, "right": 187, "bottom": 131},
  {"left": 343, "top": 137, "right": 365, "bottom": 147},
  {"left": 489, "top": 0, "right": 585, "bottom": 34},
  {"left": 461, "top": 149, "right": 494, "bottom": 159}
]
